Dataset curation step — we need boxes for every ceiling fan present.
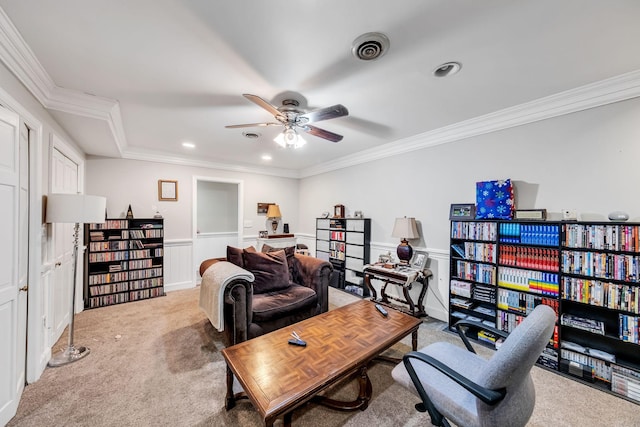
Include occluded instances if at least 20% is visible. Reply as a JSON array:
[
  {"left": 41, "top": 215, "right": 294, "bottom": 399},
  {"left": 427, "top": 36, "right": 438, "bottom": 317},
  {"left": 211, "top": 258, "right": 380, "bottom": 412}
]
[{"left": 225, "top": 94, "right": 348, "bottom": 147}]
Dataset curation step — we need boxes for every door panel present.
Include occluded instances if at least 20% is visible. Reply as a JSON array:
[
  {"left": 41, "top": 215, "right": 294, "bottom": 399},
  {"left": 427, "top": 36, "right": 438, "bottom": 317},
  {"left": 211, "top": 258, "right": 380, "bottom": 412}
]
[
  {"left": 50, "top": 149, "right": 78, "bottom": 345},
  {"left": 0, "top": 106, "right": 21, "bottom": 425}
]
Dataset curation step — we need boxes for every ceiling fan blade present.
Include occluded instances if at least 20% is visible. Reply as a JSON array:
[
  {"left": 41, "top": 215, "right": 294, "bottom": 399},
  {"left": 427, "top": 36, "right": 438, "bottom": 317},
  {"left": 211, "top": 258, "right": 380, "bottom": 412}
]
[
  {"left": 243, "top": 94, "right": 282, "bottom": 117},
  {"left": 301, "top": 125, "right": 343, "bottom": 142},
  {"left": 299, "top": 104, "right": 348, "bottom": 123},
  {"left": 225, "top": 122, "right": 281, "bottom": 129}
]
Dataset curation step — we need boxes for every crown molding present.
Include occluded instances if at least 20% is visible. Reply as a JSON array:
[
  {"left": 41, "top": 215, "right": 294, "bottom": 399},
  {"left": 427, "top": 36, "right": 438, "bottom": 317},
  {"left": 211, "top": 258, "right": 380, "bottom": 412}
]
[
  {"left": 299, "top": 69, "right": 640, "bottom": 178},
  {"left": 120, "top": 147, "right": 301, "bottom": 179},
  {"left": 0, "top": 7, "right": 126, "bottom": 156}
]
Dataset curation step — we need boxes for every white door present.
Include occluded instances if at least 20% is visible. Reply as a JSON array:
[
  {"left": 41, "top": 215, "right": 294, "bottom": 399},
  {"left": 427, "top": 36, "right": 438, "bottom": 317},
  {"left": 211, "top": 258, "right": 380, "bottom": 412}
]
[
  {"left": 16, "top": 123, "right": 29, "bottom": 390},
  {"left": 0, "top": 106, "right": 22, "bottom": 424},
  {"left": 50, "top": 149, "right": 78, "bottom": 344}
]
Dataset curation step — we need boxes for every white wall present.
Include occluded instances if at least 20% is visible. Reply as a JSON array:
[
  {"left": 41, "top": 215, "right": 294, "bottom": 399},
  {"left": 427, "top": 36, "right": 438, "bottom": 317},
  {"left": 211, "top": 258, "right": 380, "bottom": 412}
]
[
  {"left": 85, "top": 157, "right": 300, "bottom": 289},
  {"left": 85, "top": 157, "right": 300, "bottom": 239},
  {"left": 298, "top": 96, "right": 640, "bottom": 321}
]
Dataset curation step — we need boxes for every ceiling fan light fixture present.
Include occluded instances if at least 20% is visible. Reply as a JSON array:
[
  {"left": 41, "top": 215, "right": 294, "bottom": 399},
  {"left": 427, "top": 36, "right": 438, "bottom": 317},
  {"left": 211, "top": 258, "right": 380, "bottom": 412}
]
[
  {"left": 274, "top": 128, "right": 306, "bottom": 149},
  {"left": 433, "top": 61, "right": 462, "bottom": 77}
]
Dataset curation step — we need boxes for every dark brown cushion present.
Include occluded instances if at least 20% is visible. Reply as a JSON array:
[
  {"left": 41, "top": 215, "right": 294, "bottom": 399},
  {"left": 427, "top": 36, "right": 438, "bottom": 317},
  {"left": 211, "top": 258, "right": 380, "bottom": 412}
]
[
  {"left": 261, "top": 244, "right": 296, "bottom": 282},
  {"left": 251, "top": 284, "right": 318, "bottom": 323},
  {"left": 242, "top": 249, "right": 291, "bottom": 294},
  {"left": 227, "top": 245, "right": 255, "bottom": 268}
]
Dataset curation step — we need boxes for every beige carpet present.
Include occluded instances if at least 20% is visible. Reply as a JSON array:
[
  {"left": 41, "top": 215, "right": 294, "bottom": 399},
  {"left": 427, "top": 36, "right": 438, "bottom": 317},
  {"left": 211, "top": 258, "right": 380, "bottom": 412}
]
[{"left": 7, "top": 287, "right": 640, "bottom": 427}]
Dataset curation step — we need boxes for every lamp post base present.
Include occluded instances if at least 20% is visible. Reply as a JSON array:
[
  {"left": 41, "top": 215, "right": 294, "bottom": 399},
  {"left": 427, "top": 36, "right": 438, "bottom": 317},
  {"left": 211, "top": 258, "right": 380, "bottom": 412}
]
[{"left": 48, "top": 345, "right": 90, "bottom": 367}]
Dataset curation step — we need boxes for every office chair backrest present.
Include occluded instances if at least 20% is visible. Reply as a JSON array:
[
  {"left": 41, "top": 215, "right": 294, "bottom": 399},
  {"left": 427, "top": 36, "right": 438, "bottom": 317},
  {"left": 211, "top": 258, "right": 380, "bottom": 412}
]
[{"left": 477, "top": 304, "right": 556, "bottom": 426}]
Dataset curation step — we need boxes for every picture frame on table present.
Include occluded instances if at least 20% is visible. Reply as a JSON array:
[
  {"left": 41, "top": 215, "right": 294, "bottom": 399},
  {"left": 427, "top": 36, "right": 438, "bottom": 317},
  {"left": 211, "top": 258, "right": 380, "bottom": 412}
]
[
  {"left": 449, "top": 203, "right": 475, "bottom": 220},
  {"left": 410, "top": 251, "right": 428, "bottom": 271},
  {"left": 258, "top": 230, "right": 268, "bottom": 238}
]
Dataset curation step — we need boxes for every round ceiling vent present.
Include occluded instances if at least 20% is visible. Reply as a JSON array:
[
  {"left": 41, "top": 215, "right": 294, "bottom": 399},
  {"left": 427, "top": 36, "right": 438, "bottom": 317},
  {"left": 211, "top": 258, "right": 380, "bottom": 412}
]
[{"left": 352, "top": 32, "right": 390, "bottom": 61}]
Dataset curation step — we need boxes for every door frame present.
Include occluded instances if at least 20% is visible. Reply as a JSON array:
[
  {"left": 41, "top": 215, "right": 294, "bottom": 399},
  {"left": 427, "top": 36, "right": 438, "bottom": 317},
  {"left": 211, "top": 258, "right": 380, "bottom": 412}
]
[{"left": 191, "top": 176, "right": 243, "bottom": 285}]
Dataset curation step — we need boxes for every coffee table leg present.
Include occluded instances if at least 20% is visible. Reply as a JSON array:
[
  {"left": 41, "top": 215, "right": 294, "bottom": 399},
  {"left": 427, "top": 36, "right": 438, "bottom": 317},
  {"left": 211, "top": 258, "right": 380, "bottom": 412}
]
[
  {"left": 311, "top": 365, "right": 372, "bottom": 411},
  {"left": 225, "top": 365, "right": 236, "bottom": 410},
  {"left": 357, "top": 366, "right": 373, "bottom": 410},
  {"left": 283, "top": 411, "right": 293, "bottom": 426}
]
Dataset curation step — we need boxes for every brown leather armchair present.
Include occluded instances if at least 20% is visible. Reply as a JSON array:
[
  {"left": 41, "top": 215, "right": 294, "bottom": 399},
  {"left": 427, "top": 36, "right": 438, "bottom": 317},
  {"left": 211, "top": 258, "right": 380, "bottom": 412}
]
[{"left": 199, "top": 246, "right": 332, "bottom": 347}]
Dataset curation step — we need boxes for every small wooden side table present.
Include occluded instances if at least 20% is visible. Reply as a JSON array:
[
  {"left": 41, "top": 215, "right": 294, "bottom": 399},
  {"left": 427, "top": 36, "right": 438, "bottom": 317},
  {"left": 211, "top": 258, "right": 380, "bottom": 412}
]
[{"left": 363, "top": 264, "right": 432, "bottom": 318}]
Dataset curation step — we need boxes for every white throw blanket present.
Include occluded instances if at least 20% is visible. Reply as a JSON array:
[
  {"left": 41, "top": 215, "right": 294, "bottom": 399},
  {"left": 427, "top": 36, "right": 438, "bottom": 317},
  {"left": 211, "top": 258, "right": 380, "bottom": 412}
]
[{"left": 199, "top": 261, "right": 255, "bottom": 332}]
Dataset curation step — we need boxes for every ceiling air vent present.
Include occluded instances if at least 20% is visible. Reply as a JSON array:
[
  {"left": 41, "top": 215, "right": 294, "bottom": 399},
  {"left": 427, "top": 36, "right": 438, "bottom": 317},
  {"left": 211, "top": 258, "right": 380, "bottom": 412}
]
[{"left": 352, "top": 32, "right": 390, "bottom": 61}]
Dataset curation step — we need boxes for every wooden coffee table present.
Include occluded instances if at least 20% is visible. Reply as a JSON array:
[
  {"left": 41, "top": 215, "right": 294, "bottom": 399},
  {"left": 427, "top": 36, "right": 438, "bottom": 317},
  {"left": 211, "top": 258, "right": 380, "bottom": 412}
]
[{"left": 221, "top": 300, "right": 422, "bottom": 426}]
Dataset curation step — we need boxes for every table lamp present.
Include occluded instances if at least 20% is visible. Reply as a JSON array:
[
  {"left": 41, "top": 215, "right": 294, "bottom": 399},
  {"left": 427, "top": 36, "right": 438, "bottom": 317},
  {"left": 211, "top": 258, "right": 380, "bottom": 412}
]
[
  {"left": 46, "top": 193, "right": 106, "bottom": 366},
  {"left": 266, "top": 204, "right": 282, "bottom": 234},
  {"left": 391, "top": 217, "right": 419, "bottom": 264}
]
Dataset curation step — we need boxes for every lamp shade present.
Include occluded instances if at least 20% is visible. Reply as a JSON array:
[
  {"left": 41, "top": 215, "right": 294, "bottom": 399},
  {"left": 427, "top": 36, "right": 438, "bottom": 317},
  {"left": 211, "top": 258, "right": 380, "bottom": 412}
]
[
  {"left": 266, "top": 204, "right": 282, "bottom": 218},
  {"left": 391, "top": 217, "right": 419, "bottom": 239},
  {"left": 46, "top": 194, "right": 107, "bottom": 224}
]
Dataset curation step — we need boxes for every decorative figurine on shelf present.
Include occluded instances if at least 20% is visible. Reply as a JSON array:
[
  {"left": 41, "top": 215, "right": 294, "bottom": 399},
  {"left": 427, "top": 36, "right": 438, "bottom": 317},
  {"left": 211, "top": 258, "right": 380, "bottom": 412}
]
[
  {"left": 378, "top": 251, "right": 394, "bottom": 264},
  {"left": 126, "top": 204, "right": 134, "bottom": 219}
]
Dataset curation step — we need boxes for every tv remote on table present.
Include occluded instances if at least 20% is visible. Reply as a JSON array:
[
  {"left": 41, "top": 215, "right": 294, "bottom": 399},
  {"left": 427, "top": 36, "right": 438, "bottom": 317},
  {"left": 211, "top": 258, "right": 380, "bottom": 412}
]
[
  {"left": 375, "top": 304, "right": 388, "bottom": 317},
  {"left": 288, "top": 338, "right": 307, "bottom": 347}
]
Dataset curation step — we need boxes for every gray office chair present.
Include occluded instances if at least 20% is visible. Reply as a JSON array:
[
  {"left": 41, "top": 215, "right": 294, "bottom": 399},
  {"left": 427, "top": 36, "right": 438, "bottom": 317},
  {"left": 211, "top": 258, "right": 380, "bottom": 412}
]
[{"left": 392, "top": 304, "right": 556, "bottom": 427}]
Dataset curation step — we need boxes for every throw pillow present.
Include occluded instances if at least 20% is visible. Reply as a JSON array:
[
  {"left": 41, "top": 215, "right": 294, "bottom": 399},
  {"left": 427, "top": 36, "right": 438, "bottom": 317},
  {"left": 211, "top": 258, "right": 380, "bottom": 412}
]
[
  {"left": 227, "top": 245, "right": 255, "bottom": 268},
  {"left": 261, "top": 244, "right": 296, "bottom": 282},
  {"left": 242, "top": 250, "right": 291, "bottom": 294}
]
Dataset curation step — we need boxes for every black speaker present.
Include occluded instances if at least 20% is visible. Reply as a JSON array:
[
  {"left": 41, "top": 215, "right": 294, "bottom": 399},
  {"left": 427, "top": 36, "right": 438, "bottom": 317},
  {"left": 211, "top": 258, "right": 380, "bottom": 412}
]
[{"left": 283, "top": 223, "right": 289, "bottom": 233}]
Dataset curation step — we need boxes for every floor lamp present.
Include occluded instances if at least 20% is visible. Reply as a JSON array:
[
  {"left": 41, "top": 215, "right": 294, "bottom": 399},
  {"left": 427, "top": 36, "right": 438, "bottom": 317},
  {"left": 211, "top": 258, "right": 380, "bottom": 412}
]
[{"left": 46, "top": 193, "right": 106, "bottom": 367}]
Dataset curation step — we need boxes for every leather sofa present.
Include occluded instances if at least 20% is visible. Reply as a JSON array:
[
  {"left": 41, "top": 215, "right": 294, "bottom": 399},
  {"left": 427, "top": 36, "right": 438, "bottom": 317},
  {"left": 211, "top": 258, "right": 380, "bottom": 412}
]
[{"left": 199, "top": 245, "right": 332, "bottom": 347}]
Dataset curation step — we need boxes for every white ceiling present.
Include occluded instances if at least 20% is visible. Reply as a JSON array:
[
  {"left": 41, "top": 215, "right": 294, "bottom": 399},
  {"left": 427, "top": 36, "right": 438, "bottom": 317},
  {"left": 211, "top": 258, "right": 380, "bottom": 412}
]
[{"left": 1, "top": 1, "right": 640, "bottom": 177}]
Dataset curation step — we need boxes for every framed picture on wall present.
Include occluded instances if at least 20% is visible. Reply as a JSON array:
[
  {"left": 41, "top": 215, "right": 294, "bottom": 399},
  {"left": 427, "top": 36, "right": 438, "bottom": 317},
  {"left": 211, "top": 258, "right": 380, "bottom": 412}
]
[
  {"left": 158, "top": 180, "right": 178, "bottom": 201},
  {"left": 257, "top": 203, "right": 273, "bottom": 214}
]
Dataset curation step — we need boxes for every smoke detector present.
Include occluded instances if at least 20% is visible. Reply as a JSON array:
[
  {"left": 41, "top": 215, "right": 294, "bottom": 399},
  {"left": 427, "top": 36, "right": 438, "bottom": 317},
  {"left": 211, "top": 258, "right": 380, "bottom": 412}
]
[{"left": 352, "top": 32, "right": 390, "bottom": 61}]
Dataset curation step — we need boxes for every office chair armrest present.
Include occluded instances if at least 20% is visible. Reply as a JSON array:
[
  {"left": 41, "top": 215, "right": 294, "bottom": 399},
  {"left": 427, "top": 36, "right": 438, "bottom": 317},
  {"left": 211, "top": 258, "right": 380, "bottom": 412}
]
[
  {"left": 454, "top": 319, "right": 509, "bottom": 353},
  {"left": 403, "top": 351, "right": 506, "bottom": 406}
]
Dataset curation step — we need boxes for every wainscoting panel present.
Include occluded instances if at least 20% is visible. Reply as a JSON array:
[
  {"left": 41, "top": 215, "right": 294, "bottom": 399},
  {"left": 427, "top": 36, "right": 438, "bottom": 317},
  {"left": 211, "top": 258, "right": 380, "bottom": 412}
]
[{"left": 164, "top": 239, "right": 193, "bottom": 292}]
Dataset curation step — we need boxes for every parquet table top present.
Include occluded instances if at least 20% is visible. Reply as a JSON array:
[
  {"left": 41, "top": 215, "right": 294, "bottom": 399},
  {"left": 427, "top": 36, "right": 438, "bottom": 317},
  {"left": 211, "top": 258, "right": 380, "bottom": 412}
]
[{"left": 221, "top": 299, "right": 422, "bottom": 425}]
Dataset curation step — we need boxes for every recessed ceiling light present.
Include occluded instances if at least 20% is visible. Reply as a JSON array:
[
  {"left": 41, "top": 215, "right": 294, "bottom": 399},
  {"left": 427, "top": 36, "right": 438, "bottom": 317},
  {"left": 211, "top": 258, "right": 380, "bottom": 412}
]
[
  {"left": 261, "top": 154, "right": 272, "bottom": 161},
  {"left": 433, "top": 61, "right": 462, "bottom": 77},
  {"left": 181, "top": 141, "right": 196, "bottom": 148},
  {"left": 243, "top": 132, "right": 261, "bottom": 139}
]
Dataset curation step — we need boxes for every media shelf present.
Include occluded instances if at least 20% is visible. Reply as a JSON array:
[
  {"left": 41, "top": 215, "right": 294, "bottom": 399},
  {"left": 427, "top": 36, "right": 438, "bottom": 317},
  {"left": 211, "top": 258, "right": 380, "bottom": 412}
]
[
  {"left": 316, "top": 217, "right": 370, "bottom": 297},
  {"left": 560, "top": 222, "right": 640, "bottom": 404},
  {"left": 84, "top": 218, "right": 164, "bottom": 309},
  {"left": 449, "top": 219, "right": 640, "bottom": 404},
  {"left": 449, "top": 221, "right": 498, "bottom": 345}
]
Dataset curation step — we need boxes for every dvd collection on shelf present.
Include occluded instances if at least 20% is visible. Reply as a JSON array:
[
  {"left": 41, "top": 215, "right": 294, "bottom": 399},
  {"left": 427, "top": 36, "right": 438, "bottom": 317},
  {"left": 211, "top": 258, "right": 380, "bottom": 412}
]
[
  {"left": 450, "top": 219, "right": 640, "bottom": 404},
  {"left": 84, "top": 218, "right": 164, "bottom": 309},
  {"left": 315, "top": 217, "right": 370, "bottom": 297}
]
